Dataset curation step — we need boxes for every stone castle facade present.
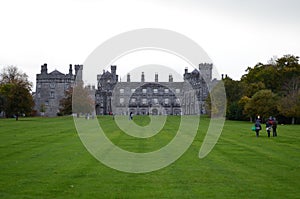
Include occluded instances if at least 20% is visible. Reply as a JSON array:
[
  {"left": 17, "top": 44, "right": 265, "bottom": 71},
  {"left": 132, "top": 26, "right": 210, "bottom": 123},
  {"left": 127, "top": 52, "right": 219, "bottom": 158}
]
[
  {"left": 95, "top": 64, "right": 213, "bottom": 116},
  {"left": 35, "top": 63, "right": 214, "bottom": 116},
  {"left": 34, "top": 63, "right": 83, "bottom": 117}
]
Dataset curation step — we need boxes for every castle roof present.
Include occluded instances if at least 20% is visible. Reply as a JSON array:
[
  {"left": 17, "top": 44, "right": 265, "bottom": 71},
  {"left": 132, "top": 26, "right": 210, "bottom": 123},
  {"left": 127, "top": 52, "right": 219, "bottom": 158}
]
[
  {"left": 101, "top": 71, "right": 112, "bottom": 79},
  {"left": 191, "top": 69, "right": 200, "bottom": 75},
  {"left": 49, "top": 70, "right": 65, "bottom": 76}
]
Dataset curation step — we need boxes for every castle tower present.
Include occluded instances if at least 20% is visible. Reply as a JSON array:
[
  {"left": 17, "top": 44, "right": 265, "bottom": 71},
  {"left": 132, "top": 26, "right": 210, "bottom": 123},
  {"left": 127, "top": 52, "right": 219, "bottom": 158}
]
[
  {"left": 110, "top": 65, "right": 118, "bottom": 82},
  {"left": 75, "top": 65, "right": 83, "bottom": 81},
  {"left": 199, "top": 63, "right": 212, "bottom": 82}
]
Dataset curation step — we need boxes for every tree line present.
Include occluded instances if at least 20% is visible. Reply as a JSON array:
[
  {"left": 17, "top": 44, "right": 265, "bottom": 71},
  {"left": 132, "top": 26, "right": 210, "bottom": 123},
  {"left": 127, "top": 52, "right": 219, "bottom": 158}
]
[{"left": 214, "top": 54, "right": 300, "bottom": 124}]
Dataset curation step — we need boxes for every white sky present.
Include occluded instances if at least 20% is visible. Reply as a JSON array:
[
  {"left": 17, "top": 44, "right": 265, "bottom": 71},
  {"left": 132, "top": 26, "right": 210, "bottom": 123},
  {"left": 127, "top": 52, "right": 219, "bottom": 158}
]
[{"left": 1, "top": 0, "right": 300, "bottom": 89}]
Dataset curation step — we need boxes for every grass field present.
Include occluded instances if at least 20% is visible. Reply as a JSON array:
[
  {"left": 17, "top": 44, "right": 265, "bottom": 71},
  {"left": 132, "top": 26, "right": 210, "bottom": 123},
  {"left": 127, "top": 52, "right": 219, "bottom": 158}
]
[{"left": 0, "top": 116, "right": 299, "bottom": 198}]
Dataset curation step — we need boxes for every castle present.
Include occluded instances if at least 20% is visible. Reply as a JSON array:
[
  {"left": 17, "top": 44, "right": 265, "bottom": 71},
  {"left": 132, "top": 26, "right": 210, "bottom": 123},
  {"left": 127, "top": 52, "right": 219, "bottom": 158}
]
[{"left": 35, "top": 63, "right": 214, "bottom": 116}]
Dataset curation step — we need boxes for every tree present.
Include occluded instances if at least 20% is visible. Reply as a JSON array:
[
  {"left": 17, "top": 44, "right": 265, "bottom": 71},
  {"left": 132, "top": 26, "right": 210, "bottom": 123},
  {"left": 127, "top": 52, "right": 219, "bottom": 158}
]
[
  {"left": 239, "top": 55, "right": 300, "bottom": 123},
  {"left": 278, "top": 91, "right": 300, "bottom": 124},
  {"left": 222, "top": 76, "right": 245, "bottom": 120},
  {"left": 0, "top": 66, "right": 32, "bottom": 89},
  {"left": 0, "top": 92, "right": 4, "bottom": 114},
  {"left": 59, "top": 88, "right": 73, "bottom": 116},
  {"left": 238, "top": 95, "right": 251, "bottom": 121},
  {"left": 0, "top": 66, "right": 34, "bottom": 120},
  {"left": 59, "top": 82, "right": 94, "bottom": 117},
  {"left": 241, "top": 63, "right": 279, "bottom": 93},
  {"left": 244, "top": 90, "right": 278, "bottom": 121},
  {"left": 73, "top": 82, "right": 94, "bottom": 116}
]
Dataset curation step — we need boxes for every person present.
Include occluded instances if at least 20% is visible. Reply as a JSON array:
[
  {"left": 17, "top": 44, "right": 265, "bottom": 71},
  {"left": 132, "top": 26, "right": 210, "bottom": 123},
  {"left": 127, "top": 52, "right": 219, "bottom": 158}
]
[
  {"left": 272, "top": 117, "right": 278, "bottom": 137},
  {"left": 266, "top": 118, "right": 272, "bottom": 137},
  {"left": 256, "top": 115, "right": 261, "bottom": 123},
  {"left": 254, "top": 120, "right": 262, "bottom": 137},
  {"left": 129, "top": 112, "right": 133, "bottom": 120}
]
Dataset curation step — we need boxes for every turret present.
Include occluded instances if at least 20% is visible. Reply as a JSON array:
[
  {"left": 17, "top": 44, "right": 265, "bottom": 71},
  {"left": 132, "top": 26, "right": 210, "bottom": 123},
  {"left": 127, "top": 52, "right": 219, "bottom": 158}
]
[
  {"left": 75, "top": 64, "right": 83, "bottom": 81},
  {"left": 41, "top": 63, "right": 48, "bottom": 75},
  {"left": 199, "top": 63, "right": 212, "bottom": 82},
  {"left": 111, "top": 65, "right": 117, "bottom": 82}
]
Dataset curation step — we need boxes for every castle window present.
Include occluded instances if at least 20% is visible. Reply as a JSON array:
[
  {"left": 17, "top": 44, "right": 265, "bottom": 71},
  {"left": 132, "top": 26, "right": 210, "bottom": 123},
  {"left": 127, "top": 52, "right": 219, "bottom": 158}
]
[
  {"left": 142, "top": 89, "right": 147, "bottom": 94},
  {"left": 50, "top": 82, "right": 55, "bottom": 88},
  {"left": 153, "top": 89, "right": 158, "bottom": 93},
  {"left": 120, "top": 89, "right": 124, "bottom": 94},
  {"left": 164, "top": 89, "right": 169, "bottom": 93},
  {"left": 37, "top": 84, "right": 41, "bottom": 88},
  {"left": 131, "top": 89, "right": 136, "bottom": 93},
  {"left": 176, "top": 98, "right": 180, "bottom": 104},
  {"left": 120, "top": 98, "right": 124, "bottom": 104},
  {"left": 153, "top": 98, "right": 158, "bottom": 104},
  {"left": 50, "top": 91, "right": 55, "bottom": 98},
  {"left": 142, "top": 98, "right": 147, "bottom": 104},
  {"left": 176, "top": 89, "right": 180, "bottom": 94},
  {"left": 131, "top": 98, "right": 136, "bottom": 103},
  {"left": 45, "top": 101, "right": 49, "bottom": 106},
  {"left": 164, "top": 98, "right": 169, "bottom": 104}
]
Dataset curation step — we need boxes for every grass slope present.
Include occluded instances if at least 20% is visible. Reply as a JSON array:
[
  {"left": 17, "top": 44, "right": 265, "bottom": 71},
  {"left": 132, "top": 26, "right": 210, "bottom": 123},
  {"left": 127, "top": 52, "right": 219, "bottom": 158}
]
[{"left": 0, "top": 116, "right": 299, "bottom": 198}]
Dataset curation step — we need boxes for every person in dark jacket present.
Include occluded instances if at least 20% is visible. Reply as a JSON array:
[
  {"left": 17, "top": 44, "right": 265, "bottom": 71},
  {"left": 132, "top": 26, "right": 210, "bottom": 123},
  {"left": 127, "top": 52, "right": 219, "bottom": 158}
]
[
  {"left": 255, "top": 120, "right": 262, "bottom": 137},
  {"left": 266, "top": 118, "right": 272, "bottom": 137}
]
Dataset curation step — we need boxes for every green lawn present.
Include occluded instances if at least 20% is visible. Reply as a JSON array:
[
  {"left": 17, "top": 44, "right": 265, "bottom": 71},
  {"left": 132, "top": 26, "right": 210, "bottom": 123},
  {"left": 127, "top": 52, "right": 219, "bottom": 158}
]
[{"left": 0, "top": 116, "right": 299, "bottom": 198}]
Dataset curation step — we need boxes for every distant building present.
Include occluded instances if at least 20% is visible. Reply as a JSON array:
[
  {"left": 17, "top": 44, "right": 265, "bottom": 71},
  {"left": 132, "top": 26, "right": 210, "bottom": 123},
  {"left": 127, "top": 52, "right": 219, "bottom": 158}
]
[
  {"left": 34, "top": 63, "right": 83, "bottom": 117},
  {"left": 35, "top": 63, "right": 215, "bottom": 116},
  {"left": 95, "top": 64, "right": 214, "bottom": 115}
]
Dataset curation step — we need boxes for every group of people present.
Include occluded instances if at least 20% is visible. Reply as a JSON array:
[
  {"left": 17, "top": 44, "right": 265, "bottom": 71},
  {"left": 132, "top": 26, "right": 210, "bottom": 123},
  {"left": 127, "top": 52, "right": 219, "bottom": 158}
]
[{"left": 254, "top": 116, "right": 278, "bottom": 137}]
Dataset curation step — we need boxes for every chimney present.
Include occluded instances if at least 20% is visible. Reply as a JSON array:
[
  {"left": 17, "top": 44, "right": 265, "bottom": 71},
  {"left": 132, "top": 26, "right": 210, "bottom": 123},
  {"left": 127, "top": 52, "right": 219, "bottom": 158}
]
[
  {"left": 141, "top": 72, "right": 145, "bottom": 82},
  {"left": 41, "top": 63, "right": 48, "bottom": 74},
  {"left": 184, "top": 67, "right": 188, "bottom": 74},
  {"left": 127, "top": 73, "right": 130, "bottom": 82},
  {"left": 69, "top": 64, "right": 73, "bottom": 75},
  {"left": 155, "top": 73, "right": 158, "bottom": 82},
  {"left": 169, "top": 74, "right": 173, "bottom": 82}
]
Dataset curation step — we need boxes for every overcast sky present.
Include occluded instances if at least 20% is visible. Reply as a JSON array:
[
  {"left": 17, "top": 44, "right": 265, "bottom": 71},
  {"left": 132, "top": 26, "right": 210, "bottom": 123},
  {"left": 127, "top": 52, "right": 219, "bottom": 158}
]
[{"left": 1, "top": 0, "right": 300, "bottom": 89}]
